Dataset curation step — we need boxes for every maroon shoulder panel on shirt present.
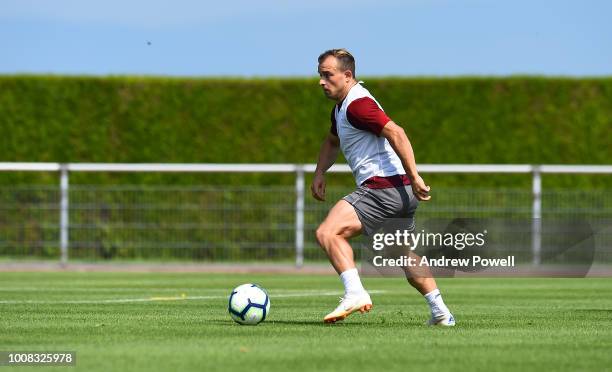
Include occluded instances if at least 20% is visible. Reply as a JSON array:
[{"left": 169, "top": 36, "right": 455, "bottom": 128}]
[
  {"left": 346, "top": 97, "right": 391, "bottom": 136},
  {"left": 362, "top": 174, "right": 411, "bottom": 189},
  {"left": 329, "top": 105, "right": 338, "bottom": 136}
]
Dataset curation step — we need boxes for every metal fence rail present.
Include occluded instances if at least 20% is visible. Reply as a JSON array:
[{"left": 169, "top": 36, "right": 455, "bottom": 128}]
[{"left": 0, "top": 163, "right": 611, "bottom": 266}]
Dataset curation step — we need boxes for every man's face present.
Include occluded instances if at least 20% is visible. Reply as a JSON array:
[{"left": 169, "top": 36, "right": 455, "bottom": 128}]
[{"left": 318, "top": 56, "right": 350, "bottom": 101}]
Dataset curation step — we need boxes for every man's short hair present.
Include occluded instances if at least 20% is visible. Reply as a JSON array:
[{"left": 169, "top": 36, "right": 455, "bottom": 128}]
[{"left": 318, "top": 49, "right": 356, "bottom": 78}]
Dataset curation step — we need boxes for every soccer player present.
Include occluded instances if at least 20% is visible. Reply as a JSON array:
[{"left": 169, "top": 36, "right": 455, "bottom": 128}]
[{"left": 312, "top": 49, "right": 455, "bottom": 326}]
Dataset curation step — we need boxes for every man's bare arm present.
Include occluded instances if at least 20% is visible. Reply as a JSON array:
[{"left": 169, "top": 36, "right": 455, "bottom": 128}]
[
  {"left": 380, "top": 121, "right": 431, "bottom": 201},
  {"left": 314, "top": 133, "right": 340, "bottom": 175},
  {"left": 311, "top": 133, "right": 340, "bottom": 201}
]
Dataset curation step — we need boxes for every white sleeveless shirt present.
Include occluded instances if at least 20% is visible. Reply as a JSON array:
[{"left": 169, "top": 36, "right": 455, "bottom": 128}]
[{"left": 332, "top": 82, "right": 406, "bottom": 186}]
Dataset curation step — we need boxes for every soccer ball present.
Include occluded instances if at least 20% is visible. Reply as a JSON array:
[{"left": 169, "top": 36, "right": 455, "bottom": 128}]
[{"left": 228, "top": 283, "right": 270, "bottom": 325}]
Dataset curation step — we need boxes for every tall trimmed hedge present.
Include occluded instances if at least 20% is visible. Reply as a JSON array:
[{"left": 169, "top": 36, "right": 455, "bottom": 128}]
[{"left": 0, "top": 76, "right": 610, "bottom": 188}]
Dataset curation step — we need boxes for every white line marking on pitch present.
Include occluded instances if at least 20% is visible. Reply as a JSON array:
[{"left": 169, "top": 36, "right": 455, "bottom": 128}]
[
  {"left": 0, "top": 290, "right": 387, "bottom": 305},
  {"left": 0, "top": 287, "right": 232, "bottom": 292}
]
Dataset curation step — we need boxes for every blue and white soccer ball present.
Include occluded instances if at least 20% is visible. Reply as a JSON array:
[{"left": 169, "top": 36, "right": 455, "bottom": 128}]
[{"left": 228, "top": 283, "right": 270, "bottom": 325}]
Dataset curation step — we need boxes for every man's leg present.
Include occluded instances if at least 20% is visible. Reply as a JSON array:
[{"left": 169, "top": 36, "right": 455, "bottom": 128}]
[
  {"left": 390, "top": 185, "right": 455, "bottom": 326},
  {"left": 402, "top": 251, "right": 437, "bottom": 294},
  {"left": 403, "top": 251, "right": 455, "bottom": 326},
  {"left": 315, "top": 199, "right": 372, "bottom": 323},
  {"left": 315, "top": 199, "right": 362, "bottom": 274}
]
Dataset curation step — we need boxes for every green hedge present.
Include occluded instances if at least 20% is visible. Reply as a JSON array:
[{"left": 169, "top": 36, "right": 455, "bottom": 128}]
[{"left": 1, "top": 76, "right": 611, "bottom": 188}]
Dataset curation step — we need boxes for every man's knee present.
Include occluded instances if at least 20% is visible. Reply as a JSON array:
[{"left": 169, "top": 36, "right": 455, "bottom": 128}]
[{"left": 315, "top": 225, "right": 336, "bottom": 250}]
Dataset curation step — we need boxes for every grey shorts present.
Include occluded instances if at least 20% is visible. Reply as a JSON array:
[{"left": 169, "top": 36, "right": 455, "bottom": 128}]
[{"left": 343, "top": 184, "right": 419, "bottom": 236}]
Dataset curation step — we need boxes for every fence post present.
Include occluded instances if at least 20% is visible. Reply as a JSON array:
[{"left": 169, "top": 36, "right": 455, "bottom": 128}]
[
  {"left": 60, "top": 164, "right": 70, "bottom": 265},
  {"left": 531, "top": 165, "right": 542, "bottom": 266},
  {"left": 295, "top": 165, "right": 305, "bottom": 268}
]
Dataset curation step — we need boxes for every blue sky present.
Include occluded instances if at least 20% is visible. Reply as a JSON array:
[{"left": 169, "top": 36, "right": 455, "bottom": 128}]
[{"left": 1, "top": 0, "right": 611, "bottom": 76}]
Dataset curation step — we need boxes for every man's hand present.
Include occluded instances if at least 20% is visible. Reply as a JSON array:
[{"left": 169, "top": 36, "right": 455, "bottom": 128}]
[
  {"left": 411, "top": 174, "right": 431, "bottom": 201},
  {"left": 311, "top": 173, "right": 326, "bottom": 201}
]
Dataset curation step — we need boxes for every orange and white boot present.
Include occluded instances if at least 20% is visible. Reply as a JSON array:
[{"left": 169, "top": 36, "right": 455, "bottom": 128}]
[{"left": 324, "top": 291, "right": 373, "bottom": 323}]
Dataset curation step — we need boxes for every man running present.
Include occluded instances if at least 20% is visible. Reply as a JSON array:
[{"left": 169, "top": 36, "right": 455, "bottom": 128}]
[{"left": 312, "top": 48, "right": 455, "bottom": 326}]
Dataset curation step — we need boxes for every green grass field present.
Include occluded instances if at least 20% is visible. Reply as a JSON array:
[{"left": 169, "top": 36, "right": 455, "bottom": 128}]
[{"left": 1, "top": 272, "right": 611, "bottom": 371}]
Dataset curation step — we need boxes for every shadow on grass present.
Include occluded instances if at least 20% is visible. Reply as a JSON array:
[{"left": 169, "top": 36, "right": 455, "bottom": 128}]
[
  {"left": 269, "top": 319, "right": 366, "bottom": 327},
  {"left": 207, "top": 318, "right": 425, "bottom": 327},
  {"left": 208, "top": 319, "right": 366, "bottom": 327}
]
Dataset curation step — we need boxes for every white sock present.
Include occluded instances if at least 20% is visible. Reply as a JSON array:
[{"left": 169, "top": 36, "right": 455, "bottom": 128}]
[
  {"left": 340, "top": 268, "right": 366, "bottom": 295},
  {"left": 424, "top": 288, "right": 451, "bottom": 318}
]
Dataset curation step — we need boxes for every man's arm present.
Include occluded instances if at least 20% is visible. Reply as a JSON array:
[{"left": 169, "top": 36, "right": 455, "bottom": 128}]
[
  {"left": 311, "top": 133, "right": 340, "bottom": 201},
  {"left": 380, "top": 121, "right": 431, "bottom": 201}
]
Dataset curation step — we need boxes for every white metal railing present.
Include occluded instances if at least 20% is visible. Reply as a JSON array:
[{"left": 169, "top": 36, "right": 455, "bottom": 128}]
[{"left": 1, "top": 162, "right": 611, "bottom": 266}]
